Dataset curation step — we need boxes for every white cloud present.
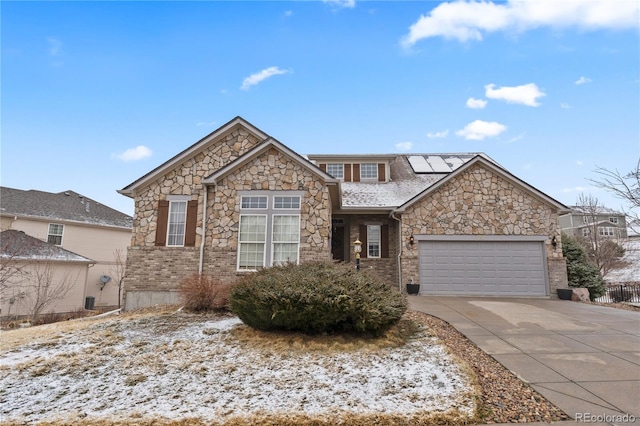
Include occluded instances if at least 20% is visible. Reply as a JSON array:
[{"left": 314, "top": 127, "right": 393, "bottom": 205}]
[
  {"left": 426, "top": 129, "right": 449, "bottom": 138},
  {"left": 561, "top": 102, "right": 572, "bottom": 109},
  {"left": 466, "top": 97, "right": 487, "bottom": 109},
  {"left": 395, "top": 141, "right": 413, "bottom": 152},
  {"left": 47, "top": 37, "right": 62, "bottom": 56},
  {"left": 112, "top": 146, "right": 152, "bottom": 162},
  {"left": 401, "top": 0, "right": 639, "bottom": 46},
  {"left": 504, "top": 133, "right": 525, "bottom": 144},
  {"left": 323, "top": 0, "right": 356, "bottom": 9},
  {"left": 241, "top": 67, "right": 289, "bottom": 91},
  {"left": 575, "top": 76, "right": 592, "bottom": 85},
  {"left": 284, "top": 10, "right": 293, "bottom": 17},
  {"left": 562, "top": 186, "right": 591, "bottom": 193},
  {"left": 456, "top": 120, "right": 507, "bottom": 140},
  {"left": 485, "top": 83, "right": 545, "bottom": 107},
  {"left": 576, "top": 160, "right": 584, "bottom": 166}
]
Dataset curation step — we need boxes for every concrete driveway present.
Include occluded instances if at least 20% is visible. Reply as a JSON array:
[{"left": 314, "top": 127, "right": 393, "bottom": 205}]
[{"left": 409, "top": 297, "right": 640, "bottom": 423}]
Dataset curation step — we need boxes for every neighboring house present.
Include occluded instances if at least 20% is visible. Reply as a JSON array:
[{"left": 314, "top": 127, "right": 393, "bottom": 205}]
[
  {"left": 119, "top": 116, "right": 570, "bottom": 310},
  {"left": 559, "top": 206, "right": 628, "bottom": 240},
  {"left": 0, "top": 230, "right": 93, "bottom": 319},
  {"left": 0, "top": 187, "right": 133, "bottom": 310}
]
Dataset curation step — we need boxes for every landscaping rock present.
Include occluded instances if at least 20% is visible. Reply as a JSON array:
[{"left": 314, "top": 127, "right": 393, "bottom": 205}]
[{"left": 571, "top": 287, "right": 590, "bottom": 302}]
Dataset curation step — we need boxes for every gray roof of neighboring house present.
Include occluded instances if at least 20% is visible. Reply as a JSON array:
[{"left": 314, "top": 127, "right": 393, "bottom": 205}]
[
  {"left": 567, "top": 206, "right": 625, "bottom": 216},
  {"left": 0, "top": 230, "right": 94, "bottom": 263},
  {"left": 0, "top": 187, "right": 133, "bottom": 229}
]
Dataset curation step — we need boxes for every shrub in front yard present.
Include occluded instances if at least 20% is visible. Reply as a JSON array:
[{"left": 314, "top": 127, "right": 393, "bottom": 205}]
[
  {"left": 179, "top": 274, "right": 231, "bottom": 312},
  {"left": 229, "top": 262, "right": 407, "bottom": 335},
  {"left": 562, "top": 233, "right": 606, "bottom": 301}
]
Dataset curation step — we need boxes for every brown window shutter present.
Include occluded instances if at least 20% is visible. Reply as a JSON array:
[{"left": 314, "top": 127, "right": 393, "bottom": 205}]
[
  {"left": 378, "top": 164, "right": 386, "bottom": 182},
  {"left": 359, "top": 224, "right": 368, "bottom": 259},
  {"left": 353, "top": 164, "right": 361, "bottom": 182},
  {"left": 319, "top": 163, "right": 327, "bottom": 172},
  {"left": 381, "top": 224, "right": 389, "bottom": 258},
  {"left": 184, "top": 200, "right": 198, "bottom": 247},
  {"left": 155, "top": 200, "right": 169, "bottom": 246},
  {"left": 344, "top": 164, "right": 351, "bottom": 182}
]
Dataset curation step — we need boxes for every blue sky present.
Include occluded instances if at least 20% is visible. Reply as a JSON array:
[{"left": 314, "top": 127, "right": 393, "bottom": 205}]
[{"left": 2, "top": 0, "right": 638, "bottom": 217}]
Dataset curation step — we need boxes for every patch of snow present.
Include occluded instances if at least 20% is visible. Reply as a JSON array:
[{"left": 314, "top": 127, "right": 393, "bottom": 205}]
[
  {"left": 0, "top": 314, "right": 474, "bottom": 423},
  {"left": 606, "top": 239, "right": 640, "bottom": 283}
]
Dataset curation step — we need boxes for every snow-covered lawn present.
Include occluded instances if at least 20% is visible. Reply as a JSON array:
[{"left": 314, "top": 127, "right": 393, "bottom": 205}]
[
  {"left": 606, "top": 238, "right": 640, "bottom": 283},
  {"left": 0, "top": 310, "right": 476, "bottom": 425}
]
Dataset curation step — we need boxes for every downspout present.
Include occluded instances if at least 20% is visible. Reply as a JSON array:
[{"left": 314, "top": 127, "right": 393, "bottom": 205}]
[
  {"left": 198, "top": 184, "right": 209, "bottom": 275},
  {"left": 390, "top": 212, "right": 403, "bottom": 292}
]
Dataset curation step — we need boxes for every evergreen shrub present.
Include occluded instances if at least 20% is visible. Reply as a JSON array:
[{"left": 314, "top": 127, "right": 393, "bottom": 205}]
[
  {"left": 229, "top": 262, "right": 407, "bottom": 335},
  {"left": 561, "top": 233, "right": 606, "bottom": 301}
]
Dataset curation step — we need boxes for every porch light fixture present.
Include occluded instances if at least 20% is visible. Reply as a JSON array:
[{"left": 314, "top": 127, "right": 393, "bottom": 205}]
[
  {"left": 354, "top": 239, "right": 362, "bottom": 271},
  {"left": 409, "top": 235, "right": 414, "bottom": 246},
  {"left": 551, "top": 236, "right": 557, "bottom": 250}
]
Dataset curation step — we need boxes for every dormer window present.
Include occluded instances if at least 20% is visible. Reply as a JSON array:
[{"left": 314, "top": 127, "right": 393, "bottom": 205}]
[
  {"left": 609, "top": 217, "right": 618, "bottom": 224},
  {"left": 360, "top": 163, "right": 378, "bottom": 180},
  {"left": 326, "top": 163, "right": 344, "bottom": 179}
]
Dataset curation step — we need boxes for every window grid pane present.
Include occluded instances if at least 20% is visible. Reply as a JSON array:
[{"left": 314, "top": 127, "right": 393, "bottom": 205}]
[
  {"left": 326, "top": 163, "right": 344, "bottom": 179},
  {"left": 239, "top": 215, "right": 267, "bottom": 269},
  {"left": 167, "top": 201, "right": 187, "bottom": 246},
  {"left": 360, "top": 163, "right": 378, "bottom": 180},
  {"left": 274, "top": 196, "right": 300, "bottom": 209},
  {"left": 47, "top": 224, "right": 64, "bottom": 245},
  {"left": 367, "top": 225, "right": 381, "bottom": 258},
  {"left": 241, "top": 196, "right": 268, "bottom": 209},
  {"left": 273, "top": 215, "right": 300, "bottom": 265}
]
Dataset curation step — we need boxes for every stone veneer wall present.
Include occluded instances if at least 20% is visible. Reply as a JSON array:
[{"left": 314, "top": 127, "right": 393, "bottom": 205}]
[
  {"left": 129, "top": 126, "right": 263, "bottom": 248},
  {"left": 124, "top": 145, "right": 333, "bottom": 309},
  {"left": 400, "top": 163, "right": 567, "bottom": 293},
  {"left": 346, "top": 214, "right": 399, "bottom": 290},
  {"left": 204, "top": 147, "right": 332, "bottom": 282}
]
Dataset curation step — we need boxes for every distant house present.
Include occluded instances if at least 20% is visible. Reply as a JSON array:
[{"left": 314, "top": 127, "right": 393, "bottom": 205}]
[
  {"left": 559, "top": 206, "right": 628, "bottom": 240},
  {"left": 0, "top": 187, "right": 133, "bottom": 311},
  {"left": 1, "top": 230, "right": 93, "bottom": 319},
  {"left": 119, "top": 116, "right": 570, "bottom": 309}
]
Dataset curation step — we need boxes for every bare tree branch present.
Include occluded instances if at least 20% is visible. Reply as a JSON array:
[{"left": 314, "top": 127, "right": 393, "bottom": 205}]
[
  {"left": 16, "top": 262, "right": 79, "bottom": 323},
  {"left": 589, "top": 158, "right": 640, "bottom": 233},
  {"left": 109, "top": 249, "right": 127, "bottom": 309}
]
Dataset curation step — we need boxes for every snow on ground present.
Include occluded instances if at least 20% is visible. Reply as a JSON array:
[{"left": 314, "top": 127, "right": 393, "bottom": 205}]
[
  {"left": 606, "top": 238, "right": 640, "bottom": 283},
  {"left": 0, "top": 312, "right": 475, "bottom": 424}
]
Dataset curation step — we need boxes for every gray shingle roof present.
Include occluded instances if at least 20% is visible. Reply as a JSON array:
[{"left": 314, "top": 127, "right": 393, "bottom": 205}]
[
  {"left": 340, "top": 154, "right": 479, "bottom": 208},
  {"left": 0, "top": 187, "right": 133, "bottom": 229},
  {"left": 0, "top": 230, "right": 94, "bottom": 262}
]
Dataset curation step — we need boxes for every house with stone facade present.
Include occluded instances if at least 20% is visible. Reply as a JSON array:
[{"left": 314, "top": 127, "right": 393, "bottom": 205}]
[{"left": 119, "top": 116, "right": 570, "bottom": 310}]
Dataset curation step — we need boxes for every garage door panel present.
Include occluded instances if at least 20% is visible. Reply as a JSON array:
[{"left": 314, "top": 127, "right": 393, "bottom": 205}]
[{"left": 418, "top": 240, "right": 547, "bottom": 296}]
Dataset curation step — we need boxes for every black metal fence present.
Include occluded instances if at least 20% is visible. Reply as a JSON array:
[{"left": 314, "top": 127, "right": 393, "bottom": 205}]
[{"left": 596, "top": 283, "right": 640, "bottom": 304}]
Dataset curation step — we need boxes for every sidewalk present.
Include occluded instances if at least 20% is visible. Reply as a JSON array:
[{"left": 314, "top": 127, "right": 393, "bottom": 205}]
[{"left": 408, "top": 297, "right": 640, "bottom": 425}]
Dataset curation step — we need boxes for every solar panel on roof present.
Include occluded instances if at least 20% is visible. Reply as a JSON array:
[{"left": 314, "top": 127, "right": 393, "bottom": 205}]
[
  {"left": 444, "top": 156, "right": 464, "bottom": 169},
  {"left": 408, "top": 155, "right": 433, "bottom": 173},
  {"left": 426, "top": 156, "right": 452, "bottom": 172}
]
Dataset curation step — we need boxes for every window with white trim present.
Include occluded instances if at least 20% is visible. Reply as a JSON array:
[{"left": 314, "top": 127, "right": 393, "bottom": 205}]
[
  {"left": 167, "top": 200, "right": 187, "bottom": 246},
  {"left": 47, "top": 224, "right": 64, "bottom": 245},
  {"left": 582, "top": 228, "right": 590, "bottom": 237},
  {"left": 599, "top": 227, "right": 615, "bottom": 237},
  {"left": 609, "top": 217, "right": 619, "bottom": 224},
  {"left": 326, "top": 163, "right": 344, "bottom": 179},
  {"left": 367, "top": 225, "right": 381, "bottom": 258},
  {"left": 360, "top": 163, "right": 378, "bottom": 180},
  {"left": 237, "top": 192, "right": 302, "bottom": 270}
]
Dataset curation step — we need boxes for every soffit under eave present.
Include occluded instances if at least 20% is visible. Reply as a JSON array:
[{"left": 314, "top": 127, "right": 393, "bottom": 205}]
[
  {"left": 394, "top": 156, "right": 570, "bottom": 214},
  {"left": 118, "top": 117, "right": 269, "bottom": 196}
]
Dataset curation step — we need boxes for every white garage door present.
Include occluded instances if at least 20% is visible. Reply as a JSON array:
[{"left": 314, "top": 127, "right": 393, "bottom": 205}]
[{"left": 418, "top": 239, "right": 548, "bottom": 296}]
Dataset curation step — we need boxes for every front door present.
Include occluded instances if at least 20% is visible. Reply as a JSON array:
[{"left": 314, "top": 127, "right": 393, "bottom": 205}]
[{"left": 331, "top": 225, "right": 345, "bottom": 261}]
